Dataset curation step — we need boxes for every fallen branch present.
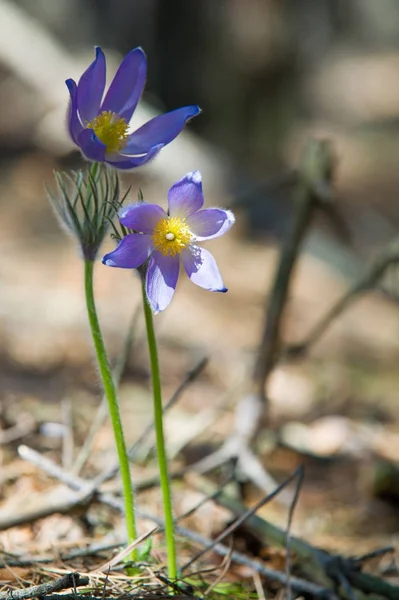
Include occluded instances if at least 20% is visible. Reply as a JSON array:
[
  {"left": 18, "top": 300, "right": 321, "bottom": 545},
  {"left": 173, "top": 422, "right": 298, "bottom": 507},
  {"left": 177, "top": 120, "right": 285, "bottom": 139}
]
[
  {"left": 252, "top": 139, "right": 337, "bottom": 402},
  {"left": 188, "top": 139, "right": 339, "bottom": 497},
  {"left": 16, "top": 444, "right": 399, "bottom": 600},
  {"left": 182, "top": 466, "right": 303, "bottom": 572},
  {"left": 16, "top": 449, "right": 335, "bottom": 598},
  {"left": 285, "top": 236, "right": 399, "bottom": 358},
  {"left": 0, "top": 573, "right": 89, "bottom": 600},
  {"left": 191, "top": 474, "right": 399, "bottom": 599}
]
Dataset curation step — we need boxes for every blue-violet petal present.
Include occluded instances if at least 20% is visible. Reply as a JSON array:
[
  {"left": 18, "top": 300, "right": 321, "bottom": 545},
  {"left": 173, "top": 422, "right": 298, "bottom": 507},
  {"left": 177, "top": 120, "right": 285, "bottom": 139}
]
[
  {"left": 182, "top": 245, "right": 227, "bottom": 292},
  {"left": 124, "top": 105, "right": 201, "bottom": 155},
  {"left": 102, "top": 233, "right": 152, "bottom": 268},
  {"left": 66, "top": 79, "right": 84, "bottom": 143},
  {"left": 77, "top": 129, "right": 107, "bottom": 162},
  {"left": 189, "top": 209, "right": 235, "bottom": 241},
  {"left": 168, "top": 170, "right": 204, "bottom": 218},
  {"left": 100, "top": 47, "right": 146, "bottom": 121},
  {"left": 146, "top": 251, "right": 180, "bottom": 313},
  {"left": 106, "top": 144, "right": 163, "bottom": 169},
  {"left": 187, "top": 208, "right": 228, "bottom": 240},
  {"left": 119, "top": 202, "right": 167, "bottom": 233},
  {"left": 77, "top": 47, "right": 106, "bottom": 124}
]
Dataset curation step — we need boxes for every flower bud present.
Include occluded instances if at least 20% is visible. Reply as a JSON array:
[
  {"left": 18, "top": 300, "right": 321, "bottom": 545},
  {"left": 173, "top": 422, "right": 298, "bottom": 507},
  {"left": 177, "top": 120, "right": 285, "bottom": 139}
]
[{"left": 47, "top": 163, "right": 129, "bottom": 260}]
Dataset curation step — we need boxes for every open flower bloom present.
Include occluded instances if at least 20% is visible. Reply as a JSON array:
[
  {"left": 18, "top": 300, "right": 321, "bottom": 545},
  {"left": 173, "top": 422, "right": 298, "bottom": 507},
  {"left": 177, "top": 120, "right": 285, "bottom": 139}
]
[
  {"left": 66, "top": 47, "right": 200, "bottom": 169},
  {"left": 103, "top": 171, "right": 235, "bottom": 312}
]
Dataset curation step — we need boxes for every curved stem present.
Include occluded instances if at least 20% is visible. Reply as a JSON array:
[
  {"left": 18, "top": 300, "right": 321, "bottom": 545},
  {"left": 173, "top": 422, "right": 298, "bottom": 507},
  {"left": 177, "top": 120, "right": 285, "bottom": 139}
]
[
  {"left": 141, "top": 280, "right": 177, "bottom": 582},
  {"left": 84, "top": 259, "right": 137, "bottom": 557}
]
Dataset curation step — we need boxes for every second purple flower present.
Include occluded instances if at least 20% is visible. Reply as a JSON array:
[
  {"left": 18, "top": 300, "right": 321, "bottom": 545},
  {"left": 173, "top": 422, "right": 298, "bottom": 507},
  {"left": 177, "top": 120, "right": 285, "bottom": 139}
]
[
  {"left": 103, "top": 171, "right": 235, "bottom": 312},
  {"left": 66, "top": 47, "right": 200, "bottom": 169}
]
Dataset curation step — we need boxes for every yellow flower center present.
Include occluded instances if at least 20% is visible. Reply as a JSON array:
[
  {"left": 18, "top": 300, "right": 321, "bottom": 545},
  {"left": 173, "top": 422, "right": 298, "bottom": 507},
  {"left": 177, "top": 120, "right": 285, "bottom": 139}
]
[
  {"left": 87, "top": 111, "right": 129, "bottom": 153},
  {"left": 152, "top": 217, "right": 193, "bottom": 256}
]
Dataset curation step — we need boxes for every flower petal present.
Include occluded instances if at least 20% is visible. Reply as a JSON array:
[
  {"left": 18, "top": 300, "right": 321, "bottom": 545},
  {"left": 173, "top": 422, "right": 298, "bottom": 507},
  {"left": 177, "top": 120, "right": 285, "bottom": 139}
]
[
  {"left": 77, "top": 129, "right": 106, "bottom": 162},
  {"left": 65, "top": 78, "right": 84, "bottom": 143},
  {"left": 168, "top": 171, "right": 204, "bottom": 218},
  {"left": 186, "top": 208, "right": 229, "bottom": 240},
  {"left": 124, "top": 105, "right": 201, "bottom": 155},
  {"left": 77, "top": 47, "right": 106, "bottom": 124},
  {"left": 182, "top": 245, "right": 227, "bottom": 292},
  {"left": 146, "top": 252, "right": 180, "bottom": 312},
  {"left": 189, "top": 209, "right": 235, "bottom": 241},
  {"left": 119, "top": 202, "right": 167, "bottom": 233},
  {"left": 105, "top": 144, "right": 163, "bottom": 170},
  {"left": 102, "top": 233, "right": 152, "bottom": 268},
  {"left": 100, "top": 47, "right": 146, "bottom": 121}
]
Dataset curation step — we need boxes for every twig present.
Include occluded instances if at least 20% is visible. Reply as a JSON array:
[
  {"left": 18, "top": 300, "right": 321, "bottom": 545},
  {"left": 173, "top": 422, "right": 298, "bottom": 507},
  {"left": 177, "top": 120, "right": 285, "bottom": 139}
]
[
  {"left": 335, "top": 571, "right": 358, "bottom": 600},
  {"left": 94, "top": 528, "right": 159, "bottom": 573},
  {"left": 0, "top": 543, "right": 124, "bottom": 569},
  {"left": 252, "top": 139, "right": 336, "bottom": 401},
  {"left": 192, "top": 473, "right": 333, "bottom": 587},
  {"left": 252, "top": 571, "right": 266, "bottom": 600},
  {"left": 0, "top": 414, "right": 36, "bottom": 445},
  {"left": 182, "top": 466, "right": 303, "bottom": 572},
  {"left": 15, "top": 447, "right": 332, "bottom": 596},
  {"left": 16, "top": 441, "right": 399, "bottom": 600},
  {"left": 188, "top": 140, "right": 338, "bottom": 497},
  {"left": 43, "top": 597, "right": 196, "bottom": 600},
  {"left": 202, "top": 541, "right": 233, "bottom": 596},
  {"left": 173, "top": 524, "right": 336, "bottom": 599},
  {"left": 28, "top": 596, "right": 83, "bottom": 600},
  {"left": 189, "top": 426, "right": 287, "bottom": 499},
  {"left": 176, "top": 472, "right": 235, "bottom": 523},
  {"left": 18, "top": 445, "right": 93, "bottom": 493},
  {"left": 0, "top": 478, "right": 93, "bottom": 531},
  {"left": 0, "top": 573, "right": 89, "bottom": 600},
  {"left": 352, "top": 546, "right": 395, "bottom": 564},
  {"left": 284, "top": 237, "right": 399, "bottom": 358},
  {"left": 346, "top": 571, "right": 399, "bottom": 600},
  {"left": 284, "top": 466, "right": 304, "bottom": 600},
  {"left": 61, "top": 399, "right": 74, "bottom": 471},
  {"left": 4, "top": 445, "right": 175, "bottom": 531}
]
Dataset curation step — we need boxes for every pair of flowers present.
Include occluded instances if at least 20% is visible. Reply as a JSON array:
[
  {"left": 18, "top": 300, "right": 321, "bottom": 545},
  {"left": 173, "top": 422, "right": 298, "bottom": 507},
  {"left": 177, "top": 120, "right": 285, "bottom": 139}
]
[{"left": 68, "top": 47, "right": 234, "bottom": 312}]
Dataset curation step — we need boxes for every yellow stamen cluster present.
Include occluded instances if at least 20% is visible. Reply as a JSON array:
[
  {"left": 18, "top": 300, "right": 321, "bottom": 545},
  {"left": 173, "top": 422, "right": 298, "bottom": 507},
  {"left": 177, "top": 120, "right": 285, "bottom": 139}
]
[
  {"left": 152, "top": 217, "right": 193, "bottom": 257},
  {"left": 87, "top": 111, "right": 129, "bottom": 153}
]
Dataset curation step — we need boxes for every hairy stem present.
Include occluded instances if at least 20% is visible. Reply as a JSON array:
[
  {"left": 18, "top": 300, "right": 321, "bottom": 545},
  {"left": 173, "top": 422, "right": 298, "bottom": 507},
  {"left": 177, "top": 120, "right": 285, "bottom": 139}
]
[
  {"left": 141, "top": 280, "right": 177, "bottom": 582},
  {"left": 84, "top": 259, "right": 137, "bottom": 557}
]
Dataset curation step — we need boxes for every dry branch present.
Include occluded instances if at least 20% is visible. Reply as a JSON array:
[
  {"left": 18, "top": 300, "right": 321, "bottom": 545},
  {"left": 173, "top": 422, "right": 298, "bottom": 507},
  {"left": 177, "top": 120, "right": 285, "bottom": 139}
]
[
  {"left": 285, "top": 236, "right": 399, "bottom": 357},
  {"left": 0, "top": 573, "right": 89, "bottom": 600},
  {"left": 188, "top": 139, "right": 338, "bottom": 497},
  {"left": 16, "top": 447, "right": 399, "bottom": 600},
  {"left": 252, "top": 139, "right": 336, "bottom": 402},
  {"left": 15, "top": 448, "right": 335, "bottom": 597}
]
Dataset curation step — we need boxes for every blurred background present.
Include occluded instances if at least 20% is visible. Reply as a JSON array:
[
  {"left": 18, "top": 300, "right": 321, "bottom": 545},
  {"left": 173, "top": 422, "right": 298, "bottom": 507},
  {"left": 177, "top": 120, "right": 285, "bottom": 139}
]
[{"left": 0, "top": 0, "right": 399, "bottom": 553}]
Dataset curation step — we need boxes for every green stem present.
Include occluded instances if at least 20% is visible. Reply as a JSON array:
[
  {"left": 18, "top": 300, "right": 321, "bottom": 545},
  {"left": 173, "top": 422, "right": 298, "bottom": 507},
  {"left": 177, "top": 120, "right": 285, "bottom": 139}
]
[
  {"left": 141, "top": 280, "right": 177, "bottom": 582},
  {"left": 84, "top": 259, "right": 137, "bottom": 557}
]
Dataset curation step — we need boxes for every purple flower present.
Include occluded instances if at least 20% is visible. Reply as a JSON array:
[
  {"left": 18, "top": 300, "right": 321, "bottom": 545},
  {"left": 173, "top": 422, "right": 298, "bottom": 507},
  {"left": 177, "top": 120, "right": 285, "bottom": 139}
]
[
  {"left": 103, "top": 171, "right": 235, "bottom": 312},
  {"left": 66, "top": 47, "right": 200, "bottom": 169}
]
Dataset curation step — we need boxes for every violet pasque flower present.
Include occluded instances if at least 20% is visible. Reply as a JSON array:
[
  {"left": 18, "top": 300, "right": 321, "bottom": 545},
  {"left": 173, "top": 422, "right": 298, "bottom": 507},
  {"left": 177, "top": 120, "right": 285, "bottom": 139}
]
[
  {"left": 66, "top": 47, "right": 200, "bottom": 169},
  {"left": 103, "top": 171, "right": 235, "bottom": 312}
]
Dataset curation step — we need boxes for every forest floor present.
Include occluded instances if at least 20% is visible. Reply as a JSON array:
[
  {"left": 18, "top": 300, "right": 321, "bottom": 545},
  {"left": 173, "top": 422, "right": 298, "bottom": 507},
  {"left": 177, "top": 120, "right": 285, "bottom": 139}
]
[{"left": 0, "top": 151, "right": 398, "bottom": 599}]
